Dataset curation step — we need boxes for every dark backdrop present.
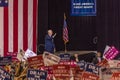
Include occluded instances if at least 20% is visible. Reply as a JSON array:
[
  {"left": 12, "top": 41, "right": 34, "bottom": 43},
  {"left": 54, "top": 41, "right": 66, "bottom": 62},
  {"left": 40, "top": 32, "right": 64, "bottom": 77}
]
[
  {"left": 97, "top": 0, "right": 120, "bottom": 54},
  {"left": 38, "top": 0, "right": 120, "bottom": 55}
]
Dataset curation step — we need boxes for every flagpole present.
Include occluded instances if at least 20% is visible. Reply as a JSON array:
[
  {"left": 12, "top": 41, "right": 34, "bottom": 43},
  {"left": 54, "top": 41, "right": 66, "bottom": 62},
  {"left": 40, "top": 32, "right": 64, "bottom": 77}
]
[
  {"left": 63, "top": 13, "right": 68, "bottom": 53},
  {"left": 64, "top": 42, "right": 67, "bottom": 53}
]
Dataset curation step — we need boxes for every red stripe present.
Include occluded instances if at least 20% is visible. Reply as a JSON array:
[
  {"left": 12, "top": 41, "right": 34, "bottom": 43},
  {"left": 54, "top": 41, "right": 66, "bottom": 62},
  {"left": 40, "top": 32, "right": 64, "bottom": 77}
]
[
  {"left": 23, "top": 0, "right": 28, "bottom": 51},
  {"left": 33, "top": 0, "right": 37, "bottom": 52},
  {"left": 13, "top": 0, "right": 18, "bottom": 52},
  {"left": 63, "top": 27, "right": 69, "bottom": 42},
  {"left": 4, "top": 7, "right": 8, "bottom": 56}
]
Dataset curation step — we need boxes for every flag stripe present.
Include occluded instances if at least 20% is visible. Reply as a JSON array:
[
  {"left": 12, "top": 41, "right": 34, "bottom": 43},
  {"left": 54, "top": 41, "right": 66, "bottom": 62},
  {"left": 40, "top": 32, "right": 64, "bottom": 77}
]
[
  {"left": 4, "top": 7, "right": 9, "bottom": 56},
  {"left": 0, "top": 8, "right": 4, "bottom": 56},
  {"left": 18, "top": 0, "right": 23, "bottom": 51},
  {"left": 23, "top": 0, "right": 28, "bottom": 51},
  {"left": 8, "top": 0, "right": 13, "bottom": 52},
  {"left": 33, "top": 0, "right": 37, "bottom": 52},
  {"left": 13, "top": 0, "right": 18, "bottom": 52},
  {"left": 28, "top": 0, "right": 33, "bottom": 50},
  {"left": 63, "top": 18, "right": 69, "bottom": 43},
  {"left": 0, "top": 0, "right": 38, "bottom": 56}
]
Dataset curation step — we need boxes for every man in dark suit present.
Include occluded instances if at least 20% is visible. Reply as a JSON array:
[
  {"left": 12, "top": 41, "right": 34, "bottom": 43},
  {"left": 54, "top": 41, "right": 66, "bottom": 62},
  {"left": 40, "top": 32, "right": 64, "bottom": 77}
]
[{"left": 45, "top": 30, "right": 55, "bottom": 53}]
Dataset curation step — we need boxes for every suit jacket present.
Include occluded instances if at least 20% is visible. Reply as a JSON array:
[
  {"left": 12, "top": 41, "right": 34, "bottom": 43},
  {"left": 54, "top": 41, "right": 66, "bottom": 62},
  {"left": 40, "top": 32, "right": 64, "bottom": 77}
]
[{"left": 45, "top": 35, "right": 55, "bottom": 53}]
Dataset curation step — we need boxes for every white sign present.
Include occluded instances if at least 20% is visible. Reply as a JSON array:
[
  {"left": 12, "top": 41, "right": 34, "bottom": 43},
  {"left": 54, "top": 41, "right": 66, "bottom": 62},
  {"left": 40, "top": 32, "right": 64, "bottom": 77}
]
[
  {"left": 43, "top": 51, "right": 60, "bottom": 66},
  {"left": 103, "top": 45, "right": 111, "bottom": 58},
  {"left": 22, "top": 49, "right": 37, "bottom": 61}
]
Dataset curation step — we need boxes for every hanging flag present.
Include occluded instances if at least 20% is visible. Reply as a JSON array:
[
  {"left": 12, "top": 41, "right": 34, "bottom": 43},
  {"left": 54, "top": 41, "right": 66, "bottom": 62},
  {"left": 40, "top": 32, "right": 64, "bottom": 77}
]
[
  {"left": 63, "top": 13, "right": 69, "bottom": 43},
  {"left": 0, "top": 0, "right": 38, "bottom": 56}
]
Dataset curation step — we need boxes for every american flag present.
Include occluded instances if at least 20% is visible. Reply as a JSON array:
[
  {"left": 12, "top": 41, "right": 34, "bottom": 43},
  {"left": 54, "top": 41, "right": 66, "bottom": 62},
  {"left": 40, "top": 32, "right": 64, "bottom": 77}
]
[
  {"left": 63, "top": 14, "right": 69, "bottom": 43},
  {"left": 0, "top": 0, "right": 38, "bottom": 56}
]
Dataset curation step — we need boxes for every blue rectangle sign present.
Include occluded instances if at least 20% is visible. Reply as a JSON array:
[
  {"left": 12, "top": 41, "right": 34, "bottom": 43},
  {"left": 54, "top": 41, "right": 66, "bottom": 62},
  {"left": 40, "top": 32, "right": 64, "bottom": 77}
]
[
  {"left": 59, "top": 53, "right": 70, "bottom": 61},
  {"left": 71, "top": 0, "right": 96, "bottom": 16},
  {"left": 27, "top": 69, "right": 47, "bottom": 80},
  {"left": 0, "top": 56, "right": 12, "bottom": 66},
  {"left": 85, "top": 63, "right": 100, "bottom": 75}
]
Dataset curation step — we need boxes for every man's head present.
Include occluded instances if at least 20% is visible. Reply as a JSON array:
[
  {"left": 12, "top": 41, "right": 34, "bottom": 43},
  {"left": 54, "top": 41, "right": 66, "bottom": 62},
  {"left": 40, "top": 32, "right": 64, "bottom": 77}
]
[
  {"left": 48, "top": 29, "right": 53, "bottom": 36},
  {"left": 97, "top": 52, "right": 101, "bottom": 57},
  {"left": 74, "top": 53, "right": 78, "bottom": 58}
]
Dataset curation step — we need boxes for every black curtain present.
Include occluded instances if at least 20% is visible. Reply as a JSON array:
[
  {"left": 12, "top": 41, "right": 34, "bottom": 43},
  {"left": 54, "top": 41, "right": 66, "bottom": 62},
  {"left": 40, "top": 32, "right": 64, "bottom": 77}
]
[
  {"left": 48, "top": 0, "right": 97, "bottom": 51},
  {"left": 38, "top": 0, "right": 120, "bottom": 56},
  {"left": 97, "top": 0, "right": 120, "bottom": 54},
  {"left": 37, "top": 0, "right": 48, "bottom": 54}
]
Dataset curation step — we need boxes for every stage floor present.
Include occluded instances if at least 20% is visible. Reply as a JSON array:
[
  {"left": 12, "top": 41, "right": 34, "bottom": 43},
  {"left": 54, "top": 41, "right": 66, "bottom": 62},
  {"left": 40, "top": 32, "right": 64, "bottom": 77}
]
[{"left": 55, "top": 51, "right": 97, "bottom": 55}]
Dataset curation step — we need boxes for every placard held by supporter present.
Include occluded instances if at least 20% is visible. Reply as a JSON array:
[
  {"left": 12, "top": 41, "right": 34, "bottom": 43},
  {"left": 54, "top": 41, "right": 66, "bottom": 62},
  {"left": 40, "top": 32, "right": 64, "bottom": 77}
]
[
  {"left": 28, "top": 55, "right": 44, "bottom": 68},
  {"left": 43, "top": 52, "right": 60, "bottom": 66},
  {"left": 27, "top": 69, "right": 47, "bottom": 80},
  {"left": 22, "top": 49, "right": 37, "bottom": 61},
  {"left": 85, "top": 63, "right": 100, "bottom": 75},
  {"left": 103, "top": 46, "right": 119, "bottom": 60},
  {"left": 81, "top": 72, "right": 99, "bottom": 80},
  {"left": 53, "top": 64, "right": 70, "bottom": 80}
]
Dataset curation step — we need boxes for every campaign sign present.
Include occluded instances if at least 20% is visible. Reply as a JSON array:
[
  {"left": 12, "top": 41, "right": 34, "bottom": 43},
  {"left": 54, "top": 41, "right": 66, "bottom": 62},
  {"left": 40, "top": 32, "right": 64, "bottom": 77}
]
[
  {"left": 28, "top": 55, "right": 44, "bottom": 68},
  {"left": 43, "top": 52, "right": 60, "bottom": 66},
  {"left": 81, "top": 72, "right": 99, "bottom": 80},
  {"left": 27, "top": 69, "right": 47, "bottom": 80},
  {"left": 0, "top": 67, "right": 11, "bottom": 80},
  {"left": 85, "top": 63, "right": 100, "bottom": 75},
  {"left": 103, "top": 45, "right": 111, "bottom": 56},
  {"left": 97, "top": 59, "right": 108, "bottom": 67},
  {"left": 108, "top": 60, "right": 120, "bottom": 68},
  {"left": 53, "top": 64, "right": 70, "bottom": 79},
  {"left": 71, "top": 0, "right": 96, "bottom": 16},
  {"left": 24, "top": 49, "right": 37, "bottom": 60},
  {"left": 77, "top": 61, "right": 86, "bottom": 70},
  {"left": 6, "top": 52, "right": 18, "bottom": 61},
  {"left": 42, "top": 66, "right": 53, "bottom": 80},
  {"left": 74, "top": 69, "right": 83, "bottom": 80},
  {"left": 59, "top": 53, "right": 70, "bottom": 61},
  {"left": 59, "top": 61, "right": 77, "bottom": 67},
  {"left": 111, "top": 72, "right": 120, "bottom": 80},
  {"left": 0, "top": 56, "right": 12, "bottom": 66},
  {"left": 104, "top": 46, "right": 119, "bottom": 60}
]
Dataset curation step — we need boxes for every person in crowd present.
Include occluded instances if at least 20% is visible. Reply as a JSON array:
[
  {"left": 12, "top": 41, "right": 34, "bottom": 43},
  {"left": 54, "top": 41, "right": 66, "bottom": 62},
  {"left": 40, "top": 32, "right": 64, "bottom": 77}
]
[
  {"left": 70, "top": 52, "right": 96, "bottom": 63},
  {"left": 70, "top": 53, "right": 79, "bottom": 62},
  {"left": 92, "top": 52, "right": 102, "bottom": 64},
  {"left": 45, "top": 29, "right": 56, "bottom": 53}
]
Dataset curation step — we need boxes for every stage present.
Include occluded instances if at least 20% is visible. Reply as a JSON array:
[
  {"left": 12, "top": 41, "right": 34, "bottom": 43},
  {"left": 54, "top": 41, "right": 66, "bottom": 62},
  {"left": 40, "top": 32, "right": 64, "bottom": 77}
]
[{"left": 55, "top": 51, "right": 97, "bottom": 55}]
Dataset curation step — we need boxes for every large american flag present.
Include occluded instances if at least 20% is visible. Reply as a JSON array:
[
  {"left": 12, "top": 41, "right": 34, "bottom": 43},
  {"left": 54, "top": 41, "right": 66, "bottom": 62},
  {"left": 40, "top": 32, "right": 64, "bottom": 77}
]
[
  {"left": 0, "top": 0, "right": 38, "bottom": 56},
  {"left": 63, "top": 14, "right": 69, "bottom": 43}
]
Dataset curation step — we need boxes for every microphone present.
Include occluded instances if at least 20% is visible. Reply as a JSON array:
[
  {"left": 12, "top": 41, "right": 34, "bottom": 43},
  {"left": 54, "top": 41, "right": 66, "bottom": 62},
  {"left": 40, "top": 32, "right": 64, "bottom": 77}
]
[{"left": 53, "top": 33, "right": 57, "bottom": 38}]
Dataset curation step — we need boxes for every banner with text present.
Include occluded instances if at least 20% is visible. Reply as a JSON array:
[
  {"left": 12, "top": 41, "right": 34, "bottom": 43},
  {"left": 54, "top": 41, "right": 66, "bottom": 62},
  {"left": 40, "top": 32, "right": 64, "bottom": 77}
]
[
  {"left": 28, "top": 55, "right": 44, "bottom": 68},
  {"left": 85, "top": 63, "right": 100, "bottom": 75},
  {"left": 81, "top": 72, "right": 99, "bottom": 80},
  {"left": 111, "top": 72, "right": 120, "bottom": 80},
  {"left": 59, "top": 53, "right": 70, "bottom": 61},
  {"left": 0, "top": 56, "right": 12, "bottom": 66},
  {"left": 27, "top": 69, "right": 47, "bottom": 80},
  {"left": 53, "top": 64, "right": 70, "bottom": 79},
  {"left": 71, "top": 0, "right": 96, "bottom": 16}
]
